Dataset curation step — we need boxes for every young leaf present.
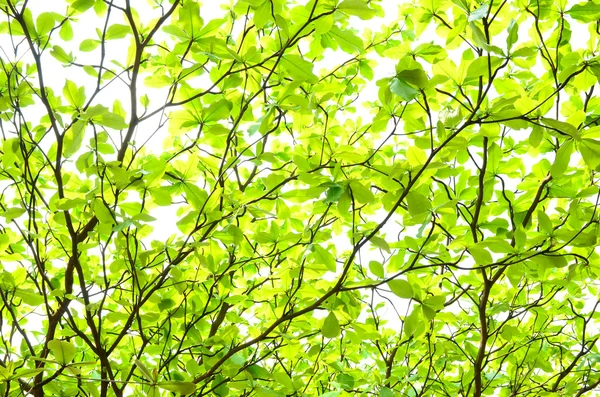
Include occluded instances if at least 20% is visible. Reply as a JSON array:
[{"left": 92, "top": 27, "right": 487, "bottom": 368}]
[
  {"left": 403, "top": 306, "right": 421, "bottom": 336},
  {"left": 380, "top": 387, "right": 394, "bottom": 397},
  {"left": 312, "top": 245, "right": 337, "bottom": 272},
  {"left": 468, "top": 4, "right": 489, "bottom": 22},
  {"left": 507, "top": 19, "right": 518, "bottom": 50},
  {"left": 387, "top": 279, "right": 413, "bottom": 299},
  {"left": 541, "top": 118, "right": 579, "bottom": 139},
  {"left": 50, "top": 45, "right": 73, "bottom": 64},
  {"left": 105, "top": 24, "right": 130, "bottom": 40},
  {"left": 579, "top": 139, "right": 600, "bottom": 169},
  {"left": 337, "top": 0, "right": 376, "bottom": 20},
  {"left": 157, "top": 381, "right": 197, "bottom": 395},
  {"left": 406, "top": 191, "right": 431, "bottom": 216},
  {"left": 423, "top": 295, "right": 445, "bottom": 310},
  {"left": 407, "top": 146, "right": 427, "bottom": 167},
  {"left": 469, "top": 245, "right": 492, "bottom": 265},
  {"left": 36, "top": 12, "right": 55, "bottom": 37},
  {"left": 390, "top": 77, "right": 418, "bottom": 101},
  {"left": 47, "top": 340, "right": 76, "bottom": 365},
  {"left": 566, "top": 1, "right": 600, "bottom": 22},
  {"left": 92, "top": 198, "right": 114, "bottom": 225},
  {"left": 202, "top": 99, "right": 233, "bottom": 123},
  {"left": 322, "top": 312, "right": 340, "bottom": 338},
  {"left": 280, "top": 55, "right": 319, "bottom": 83},
  {"left": 63, "top": 120, "right": 87, "bottom": 158},
  {"left": 398, "top": 69, "right": 429, "bottom": 88},
  {"left": 537, "top": 211, "right": 553, "bottom": 234},
  {"left": 369, "top": 261, "right": 384, "bottom": 278},
  {"left": 349, "top": 181, "right": 374, "bottom": 204},
  {"left": 63, "top": 80, "right": 86, "bottom": 108},
  {"left": 328, "top": 26, "right": 364, "bottom": 53},
  {"left": 134, "top": 359, "right": 155, "bottom": 381},
  {"left": 549, "top": 140, "right": 573, "bottom": 178}
]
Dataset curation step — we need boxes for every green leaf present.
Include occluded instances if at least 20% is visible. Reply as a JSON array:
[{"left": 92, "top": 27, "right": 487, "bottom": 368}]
[
  {"left": 530, "top": 254, "right": 568, "bottom": 269},
  {"left": 507, "top": 19, "right": 518, "bottom": 50},
  {"left": 254, "top": 2, "right": 272, "bottom": 29},
  {"left": 63, "top": 80, "right": 86, "bottom": 108},
  {"left": 566, "top": 1, "right": 600, "bottom": 22},
  {"left": 541, "top": 118, "right": 579, "bottom": 139},
  {"left": 71, "top": 0, "right": 94, "bottom": 12},
  {"left": 63, "top": 120, "right": 86, "bottom": 158},
  {"left": 59, "top": 20, "right": 74, "bottom": 41},
  {"left": 423, "top": 295, "right": 445, "bottom": 310},
  {"left": 336, "top": 373, "right": 355, "bottom": 390},
  {"left": 500, "top": 325, "right": 519, "bottom": 341},
  {"left": 247, "top": 364, "right": 272, "bottom": 380},
  {"left": 349, "top": 181, "right": 374, "bottom": 204},
  {"left": 92, "top": 198, "right": 114, "bottom": 224},
  {"left": 388, "top": 279, "right": 413, "bottom": 299},
  {"left": 47, "top": 340, "right": 76, "bottom": 365},
  {"left": 328, "top": 26, "right": 364, "bottom": 53},
  {"left": 369, "top": 261, "right": 384, "bottom": 278},
  {"left": 13, "top": 368, "right": 44, "bottom": 380},
  {"left": 134, "top": 359, "right": 155, "bottom": 381},
  {"left": 36, "top": 12, "right": 55, "bottom": 36},
  {"left": 202, "top": 99, "right": 233, "bottom": 123},
  {"left": 105, "top": 24, "right": 130, "bottom": 40},
  {"left": 537, "top": 211, "right": 553, "bottom": 234},
  {"left": 398, "top": 69, "right": 429, "bottom": 88},
  {"left": 379, "top": 387, "right": 394, "bottom": 397},
  {"left": 322, "top": 312, "right": 340, "bottom": 338},
  {"left": 407, "top": 146, "right": 427, "bottom": 167},
  {"left": 15, "top": 289, "right": 44, "bottom": 306},
  {"left": 337, "top": 0, "right": 376, "bottom": 20},
  {"left": 529, "top": 125, "right": 544, "bottom": 147},
  {"left": 318, "top": 392, "right": 341, "bottom": 397},
  {"left": 469, "top": 245, "right": 492, "bottom": 265},
  {"left": 468, "top": 4, "right": 489, "bottom": 22},
  {"left": 197, "top": 18, "right": 226, "bottom": 38},
  {"left": 370, "top": 236, "right": 391, "bottom": 254},
  {"left": 470, "top": 21, "right": 489, "bottom": 49},
  {"left": 97, "top": 114, "right": 126, "bottom": 131},
  {"left": 467, "top": 56, "right": 503, "bottom": 78},
  {"left": 80, "top": 105, "right": 127, "bottom": 129},
  {"left": 158, "top": 298, "right": 176, "bottom": 311},
  {"left": 312, "top": 245, "right": 337, "bottom": 272},
  {"left": 550, "top": 140, "right": 573, "bottom": 178},
  {"left": 554, "top": 230, "right": 597, "bottom": 247},
  {"left": 324, "top": 185, "right": 344, "bottom": 203},
  {"left": 163, "top": 24, "right": 188, "bottom": 39},
  {"left": 390, "top": 77, "right": 418, "bottom": 101},
  {"left": 280, "top": 55, "right": 319, "bottom": 83},
  {"left": 79, "top": 39, "right": 100, "bottom": 52},
  {"left": 579, "top": 139, "right": 600, "bottom": 169},
  {"left": 422, "top": 304, "right": 436, "bottom": 320},
  {"left": 404, "top": 306, "right": 421, "bottom": 336},
  {"left": 50, "top": 45, "right": 73, "bottom": 64},
  {"left": 406, "top": 191, "right": 431, "bottom": 216},
  {"left": 157, "top": 381, "right": 197, "bottom": 395},
  {"left": 1, "top": 207, "right": 26, "bottom": 221}
]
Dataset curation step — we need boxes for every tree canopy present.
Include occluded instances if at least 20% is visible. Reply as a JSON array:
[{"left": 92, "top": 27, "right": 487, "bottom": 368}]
[{"left": 1, "top": 0, "right": 600, "bottom": 396}]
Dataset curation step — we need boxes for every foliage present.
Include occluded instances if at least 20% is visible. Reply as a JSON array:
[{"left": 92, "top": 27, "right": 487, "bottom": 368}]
[{"left": 0, "top": 0, "right": 600, "bottom": 396}]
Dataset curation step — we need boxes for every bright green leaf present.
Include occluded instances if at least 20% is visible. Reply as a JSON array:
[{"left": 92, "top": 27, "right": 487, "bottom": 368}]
[
  {"left": 280, "top": 55, "right": 319, "bottom": 83},
  {"left": 388, "top": 279, "right": 413, "bottom": 299},
  {"left": 337, "top": 0, "right": 376, "bottom": 20},
  {"left": 47, "top": 340, "right": 76, "bottom": 365},
  {"left": 322, "top": 312, "right": 340, "bottom": 338},
  {"left": 157, "top": 381, "right": 197, "bottom": 395}
]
